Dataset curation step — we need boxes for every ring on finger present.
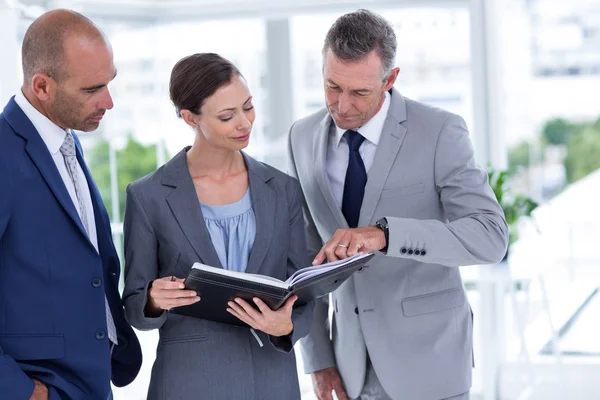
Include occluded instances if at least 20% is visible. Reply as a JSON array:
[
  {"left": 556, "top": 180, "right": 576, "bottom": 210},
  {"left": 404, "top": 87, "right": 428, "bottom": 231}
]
[{"left": 337, "top": 244, "right": 349, "bottom": 248}]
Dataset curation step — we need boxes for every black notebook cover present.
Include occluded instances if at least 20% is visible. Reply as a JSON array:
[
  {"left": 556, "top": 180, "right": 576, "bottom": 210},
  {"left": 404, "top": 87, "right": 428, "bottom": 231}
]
[{"left": 170, "top": 253, "right": 375, "bottom": 327}]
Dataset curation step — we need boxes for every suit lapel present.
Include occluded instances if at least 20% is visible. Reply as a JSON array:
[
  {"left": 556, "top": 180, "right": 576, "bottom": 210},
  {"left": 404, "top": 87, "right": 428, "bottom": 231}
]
[
  {"left": 359, "top": 89, "right": 408, "bottom": 226},
  {"left": 244, "top": 154, "right": 275, "bottom": 275},
  {"left": 75, "top": 136, "right": 116, "bottom": 261},
  {"left": 3, "top": 98, "right": 92, "bottom": 244},
  {"left": 313, "top": 114, "right": 349, "bottom": 230},
  {"left": 162, "top": 150, "right": 276, "bottom": 274},
  {"left": 162, "top": 149, "right": 223, "bottom": 269}
]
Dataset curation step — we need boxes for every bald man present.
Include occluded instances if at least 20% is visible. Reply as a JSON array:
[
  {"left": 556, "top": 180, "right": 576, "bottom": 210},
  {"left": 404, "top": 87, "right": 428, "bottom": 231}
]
[{"left": 0, "top": 9, "right": 142, "bottom": 400}]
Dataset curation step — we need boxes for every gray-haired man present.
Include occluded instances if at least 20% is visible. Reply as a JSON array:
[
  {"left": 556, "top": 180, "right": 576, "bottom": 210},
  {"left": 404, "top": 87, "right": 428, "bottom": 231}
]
[{"left": 287, "top": 9, "right": 508, "bottom": 400}]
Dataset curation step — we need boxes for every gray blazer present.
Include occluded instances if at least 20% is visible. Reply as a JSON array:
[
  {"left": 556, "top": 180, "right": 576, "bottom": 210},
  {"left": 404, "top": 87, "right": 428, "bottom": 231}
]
[
  {"left": 123, "top": 148, "right": 314, "bottom": 400},
  {"left": 288, "top": 88, "right": 508, "bottom": 400}
]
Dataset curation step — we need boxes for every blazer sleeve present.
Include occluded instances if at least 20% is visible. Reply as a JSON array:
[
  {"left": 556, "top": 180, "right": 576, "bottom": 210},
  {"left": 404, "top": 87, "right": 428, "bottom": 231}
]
[
  {"left": 286, "top": 126, "right": 336, "bottom": 372},
  {"left": 269, "top": 178, "right": 316, "bottom": 353},
  {"left": 385, "top": 114, "right": 509, "bottom": 266},
  {"left": 122, "top": 184, "right": 168, "bottom": 330},
  {"left": 0, "top": 152, "right": 36, "bottom": 400}
]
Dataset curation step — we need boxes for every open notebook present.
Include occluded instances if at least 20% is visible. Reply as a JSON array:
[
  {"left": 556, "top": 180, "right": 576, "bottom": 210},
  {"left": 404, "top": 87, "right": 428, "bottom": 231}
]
[{"left": 170, "top": 252, "right": 374, "bottom": 327}]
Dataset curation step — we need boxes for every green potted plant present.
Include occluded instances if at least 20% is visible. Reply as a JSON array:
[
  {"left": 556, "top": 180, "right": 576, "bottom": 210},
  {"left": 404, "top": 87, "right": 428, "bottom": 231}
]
[{"left": 488, "top": 167, "right": 539, "bottom": 261}]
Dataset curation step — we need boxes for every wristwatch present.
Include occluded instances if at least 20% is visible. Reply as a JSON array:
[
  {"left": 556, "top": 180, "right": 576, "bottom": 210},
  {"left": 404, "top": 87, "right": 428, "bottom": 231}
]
[{"left": 375, "top": 217, "right": 389, "bottom": 252}]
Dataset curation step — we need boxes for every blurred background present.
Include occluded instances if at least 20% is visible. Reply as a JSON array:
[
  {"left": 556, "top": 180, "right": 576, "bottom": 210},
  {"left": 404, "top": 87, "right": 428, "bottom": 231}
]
[{"left": 1, "top": 0, "right": 599, "bottom": 399}]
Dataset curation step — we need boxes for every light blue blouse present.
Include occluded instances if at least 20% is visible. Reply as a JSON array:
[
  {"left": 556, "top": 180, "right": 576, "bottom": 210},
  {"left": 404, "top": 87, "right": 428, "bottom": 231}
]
[{"left": 200, "top": 189, "right": 256, "bottom": 272}]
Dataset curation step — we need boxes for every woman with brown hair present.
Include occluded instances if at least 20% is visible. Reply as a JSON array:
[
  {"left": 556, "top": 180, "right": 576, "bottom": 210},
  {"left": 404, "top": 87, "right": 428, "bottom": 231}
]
[{"left": 122, "top": 53, "right": 313, "bottom": 400}]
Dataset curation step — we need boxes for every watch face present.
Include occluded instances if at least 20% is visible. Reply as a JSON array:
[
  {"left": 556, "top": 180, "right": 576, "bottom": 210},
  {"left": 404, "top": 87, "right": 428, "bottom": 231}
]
[{"left": 376, "top": 218, "right": 388, "bottom": 229}]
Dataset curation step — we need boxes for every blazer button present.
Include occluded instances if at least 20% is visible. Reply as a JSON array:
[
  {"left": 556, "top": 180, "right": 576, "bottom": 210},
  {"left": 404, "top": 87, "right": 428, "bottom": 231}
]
[
  {"left": 414, "top": 250, "right": 421, "bottom": 256},
  {"left": 354, "top": 307, "right": 359, "bottom": 315},
  {"left": 421, "top": 250, "right": 427, "bottom": 256},
  {"left": 400, "top": 247, "right": 407, "bottom": 254},
  {"left": 96, "top": 330, "right": 106, "bottom": 340},
  {"left": 92, "top": 278, "right": 102, "bottom": 288},
  {"left": 408, "top": 249, "right": 414, "bottom": 255}
]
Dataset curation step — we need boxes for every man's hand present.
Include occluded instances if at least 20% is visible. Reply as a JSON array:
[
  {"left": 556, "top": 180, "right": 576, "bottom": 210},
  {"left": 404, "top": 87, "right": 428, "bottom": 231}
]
[
  {"left": 146, "top": 276, "right": 200, "bottom": 317},
  {"left": 227, "top": 296, "right": 296, "bottom": 337},
  {"left": 30, "top": 379, "right": 48, "bottom": 400},
  {"left": 313, "top": 226, "right": 386, "bottom": 265},
  {"left": 312, "top": 367, "right": 348, "bottom": 400}
]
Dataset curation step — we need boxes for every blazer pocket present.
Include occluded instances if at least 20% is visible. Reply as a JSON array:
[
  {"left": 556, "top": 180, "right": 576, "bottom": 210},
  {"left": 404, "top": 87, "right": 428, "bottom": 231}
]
[
  {"left": 160, "top": 333, "right": 209, "bottom": 345},
  {"left": 380, "top": 183, "right": 424, "bottom": 199},
  {"left": 401, "top": 287, "right": 465, "bottom": 317},
  {"left": 0, "top": 333, "right": 65, "bottom": 360}
]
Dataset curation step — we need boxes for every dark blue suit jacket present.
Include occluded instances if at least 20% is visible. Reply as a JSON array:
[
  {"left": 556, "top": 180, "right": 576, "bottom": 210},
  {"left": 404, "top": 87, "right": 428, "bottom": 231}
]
[{"left": 0, "top": 97, "right": 142, "bottom": 399}]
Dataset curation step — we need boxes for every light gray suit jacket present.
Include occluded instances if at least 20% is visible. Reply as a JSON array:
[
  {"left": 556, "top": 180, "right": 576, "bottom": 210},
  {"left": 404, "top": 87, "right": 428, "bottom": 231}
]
[
  {"left": 288, "top": 88, "right": 508, "bottom": 400},
  {"left": 122, "top": 148, "right": 314, "bottom": 400}
]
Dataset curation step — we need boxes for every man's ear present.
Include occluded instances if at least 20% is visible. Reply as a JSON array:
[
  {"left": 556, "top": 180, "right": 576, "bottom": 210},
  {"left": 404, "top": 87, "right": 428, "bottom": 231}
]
[
  {"left": 383, "top": 67, "right": 400, "bottom": 91},
  {"left": 30, "top": 73, "right": 55, "bottom": 102}
]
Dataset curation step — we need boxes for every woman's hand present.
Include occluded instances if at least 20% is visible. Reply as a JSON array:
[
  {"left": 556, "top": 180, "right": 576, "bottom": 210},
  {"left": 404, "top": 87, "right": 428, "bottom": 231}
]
[
  {"left": 227, "top": 295, "right": 297, "bottom": 337},
  {"left": 145, "top": 276, "right": 200, "bottom": 317}
]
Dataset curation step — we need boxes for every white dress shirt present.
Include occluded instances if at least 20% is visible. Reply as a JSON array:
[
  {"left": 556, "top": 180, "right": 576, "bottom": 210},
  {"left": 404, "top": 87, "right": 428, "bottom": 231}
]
[
  {"left": 15, "top": 91, "right": 117, "bottom": 345},
  {"left": 15, "top": 90, "right": 99, "bottom": 253},
  {"left": 326, "top": 91, "right": 391, "bottom": 208}
]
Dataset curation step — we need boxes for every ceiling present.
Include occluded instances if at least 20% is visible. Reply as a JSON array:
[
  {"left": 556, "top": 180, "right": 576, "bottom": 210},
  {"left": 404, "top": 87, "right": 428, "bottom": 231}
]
[{"left": 7, "top": 0, "right": 466, "bottom": 23}]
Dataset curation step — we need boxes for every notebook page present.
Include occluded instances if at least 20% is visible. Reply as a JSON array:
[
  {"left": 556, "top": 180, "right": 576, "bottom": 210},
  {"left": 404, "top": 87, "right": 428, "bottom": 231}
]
[
  {"left": 191, "top": 263, "right": 289, "bottom": 289},
  {"left": 285, "top": 253, "right": 370, "bottom": 286}
]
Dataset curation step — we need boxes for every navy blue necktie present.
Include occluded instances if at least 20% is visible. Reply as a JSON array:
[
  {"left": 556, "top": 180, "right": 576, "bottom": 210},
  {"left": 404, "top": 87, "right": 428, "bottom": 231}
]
[{"left": 342, "top": 130, "right": 367, "bottom": 228}]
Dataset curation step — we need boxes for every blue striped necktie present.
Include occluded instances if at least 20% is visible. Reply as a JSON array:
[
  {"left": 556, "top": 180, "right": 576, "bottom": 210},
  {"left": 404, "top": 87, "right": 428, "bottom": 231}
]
[{"left": 60, "top": 131, "right": 118, "bottom": 346}]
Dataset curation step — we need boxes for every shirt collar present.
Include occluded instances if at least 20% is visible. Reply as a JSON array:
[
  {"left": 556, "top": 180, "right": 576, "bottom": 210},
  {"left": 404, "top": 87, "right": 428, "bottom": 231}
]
[
  {"left": 14, "top": 89, "right": 69, "bottom": 155},
  {"left": 334, "top": 90, "right": 391, "bottom": 148}
]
